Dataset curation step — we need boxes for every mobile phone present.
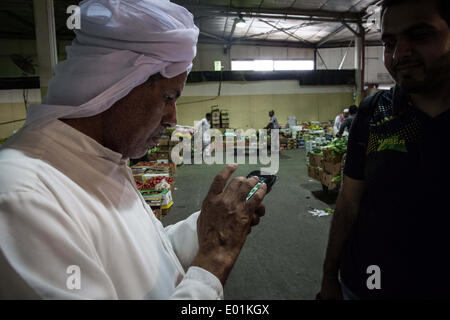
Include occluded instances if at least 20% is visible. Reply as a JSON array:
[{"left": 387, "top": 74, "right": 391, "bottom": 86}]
[{"left": 245, "top": 170, "right": 278, "bottom": 201}]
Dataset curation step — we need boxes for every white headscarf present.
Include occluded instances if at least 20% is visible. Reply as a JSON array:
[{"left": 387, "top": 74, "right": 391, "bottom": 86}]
[{"left": 25, "top": 0, "right": 199, "bottom": 128}]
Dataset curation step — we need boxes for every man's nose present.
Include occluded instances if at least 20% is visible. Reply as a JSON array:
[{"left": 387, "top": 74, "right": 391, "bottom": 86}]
[
  {"left": 162, "top": 102, "right": 177, "bottom": 127},
  {"left": 393, "top": 38, "right": 413, "bottom": 62}
]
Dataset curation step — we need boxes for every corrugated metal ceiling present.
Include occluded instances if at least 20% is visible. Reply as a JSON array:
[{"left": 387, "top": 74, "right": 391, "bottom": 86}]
[
  {"left": 175, "top": 0, "right": 382, "bottom": 48},
  {"left": 0, "top": 0, "right": 382, "bottom": 48}
]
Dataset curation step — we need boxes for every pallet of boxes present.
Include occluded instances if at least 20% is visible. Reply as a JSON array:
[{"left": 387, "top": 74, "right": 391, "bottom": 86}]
[
  {"left": 130, "top": 134, "right": 180, "bottom": 220},
  {"left": 211, "top": 105, "right": 221, "bottom": 129},
  {"left": 220, "top": 109, "right": 230, "bottom": 129},
  {"left": 319, "top": 137, "right": 348, "bottom": 191},
  {"left": 307, "top": 149, "right": 324, "bottom": 184}
]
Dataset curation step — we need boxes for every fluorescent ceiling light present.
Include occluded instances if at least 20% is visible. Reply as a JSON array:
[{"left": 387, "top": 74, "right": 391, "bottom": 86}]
[
  {"left": 231, "top": 60, "right": 316, "bottom": 71},
  {"left": 274, "top": 60, "right": 314, "bottom": 71},
  {"left": 378, "top": 85, "right": 393, "bottom": 90},
  {"left": 252, "top": 60, "right": 273, "bottom": 71},
  {"left": 231, "top": 60, "right": 273, "bottom": 71},
  {"left": 231, "top": 60, "right": 254, "bottom": 71}
]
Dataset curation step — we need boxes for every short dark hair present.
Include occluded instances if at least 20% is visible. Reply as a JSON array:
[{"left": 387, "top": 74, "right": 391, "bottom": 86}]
[
  {"left": 349, "top": 105, "right": 358, "bottom": 115},
  {"left": 381, "top": 0, "right": 449, "bottom": 26},
  {"left": 206, "top": 113, "right": 211, "bottom": 117}
]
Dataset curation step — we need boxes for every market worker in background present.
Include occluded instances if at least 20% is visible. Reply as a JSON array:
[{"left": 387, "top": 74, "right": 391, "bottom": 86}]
[
  {"left": 319, "top": 0, "right": 450, "bottom": 300},
  {"left": 0, "top": 0, "right": 267, "bottom": 299},
  {"left": 195, "top": 112, "right": 212, "bottom": 156},
  {"left": 337, "top": 105, "right": 358, "bottom": 138},
  {"left": 333, "top": 108, "right": 349, "bottom": 136},
  {"left": 265, "top": 110, "right": 279, "bottom": 130}
]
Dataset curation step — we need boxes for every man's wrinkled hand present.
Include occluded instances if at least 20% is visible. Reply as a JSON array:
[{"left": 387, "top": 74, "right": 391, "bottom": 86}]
[{"left": 193, "top": 164, "right": 268, "bottom": 284}]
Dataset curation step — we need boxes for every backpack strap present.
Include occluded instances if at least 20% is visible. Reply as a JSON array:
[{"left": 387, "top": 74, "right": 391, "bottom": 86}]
[{"left": 354, "top": 90, "right": 385, "bottom": 149}]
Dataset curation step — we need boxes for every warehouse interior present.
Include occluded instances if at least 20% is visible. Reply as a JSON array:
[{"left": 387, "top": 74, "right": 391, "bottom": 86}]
[{"left": 0, "top": 0, "right": 392, "bottom": 299}]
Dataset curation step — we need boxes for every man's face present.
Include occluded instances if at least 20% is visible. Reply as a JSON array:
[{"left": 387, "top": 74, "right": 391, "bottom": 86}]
[
  {"left": 103, "top": 72, "right": 187, "bottom": 158},
  {"left": 381, "top": 1, "right": 450, "bottom": 93},
  {"left": 269, "top": 111, "right": 274, "bottom": 117}
]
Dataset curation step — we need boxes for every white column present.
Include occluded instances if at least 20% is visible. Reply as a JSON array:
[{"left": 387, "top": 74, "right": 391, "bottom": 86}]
[{"left": 33, "top": 0, "right": 58, "bottom": 98}]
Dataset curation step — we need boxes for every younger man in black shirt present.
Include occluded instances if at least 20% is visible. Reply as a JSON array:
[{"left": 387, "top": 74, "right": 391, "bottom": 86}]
[{"left": 319, "top": 0, "right": 450, "bottom": 299}]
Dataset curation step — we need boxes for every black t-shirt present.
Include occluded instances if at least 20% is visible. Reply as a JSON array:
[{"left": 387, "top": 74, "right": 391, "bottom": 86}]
[{"left": 341, "top": 86, "right": 450, "bottom": 299}]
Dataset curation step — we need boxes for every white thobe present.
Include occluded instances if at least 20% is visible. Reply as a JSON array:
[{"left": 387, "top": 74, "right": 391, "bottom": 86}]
[
  {"left": 194, "top": 118, "right": 211, "bottom": 156},
  {"left": 0, "top": 120, "right": 223, "bottom": 299},
  {"left": 333, "top": 114, "right": 343, "bottom": 136}
]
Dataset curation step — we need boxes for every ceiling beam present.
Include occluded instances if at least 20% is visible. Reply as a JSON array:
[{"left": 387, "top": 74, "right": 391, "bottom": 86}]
[
  {"left": 316, "top": 24, "right": 346, "bottom": 47},
  {"left": 198, "top": 37, "right": 316, "bottom": 49},
  {"left": 342, "top": 21, "right": 360, "bottom": 36},
  {"left": 259, "top": 19, "right": 313, "bottom": 45},
  {"left": 243, "top": 24, "right": 303, "bottom": 40},
  {"left": 197, "top": 36, "right": 381, "bottom": 48},
  {"left": 178, "top": 3, "right": 362, "bottom": 23},
  {"left": 200, "top": 31, "right": 227, "bottom": 42}
]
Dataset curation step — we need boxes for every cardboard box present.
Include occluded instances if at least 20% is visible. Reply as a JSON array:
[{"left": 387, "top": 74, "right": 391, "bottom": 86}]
[
  {"left": 148, "top": 152, "right": 158, "bottom": 161},
  {"left": 314, "top": 166, "right": 324, "bottom": 181},
  {"left": 279, "top": 136, "right": 288, "bottom": 144},
  {"left": 157, "top": 152, "right": 169, "bottom": 160},
  {"left": 142, "top": 173, "right": 170, "bottom": 181},
  {"left": 133, "top": 173, "right": 145, "bottom": 182},
  {"left": 321, "top": 172, "right": 338, "bottom": 190},
  {"left": 322, "top": 161, "right": 341, "bottom": 176},
  {"left": 307, "top": 165, "right": 322, "bottom": 181},
  {"left": 146, "top": 166, "right": 170, "bottom": 175},
  {"left": 309, "top": 153, "right": 323, "bottom": 167},
  {"left": 169, "top": 163, "right": 176, "bottom": 175},
  {"left": 158, "top": 138, "right": 170, "bottom": 146},
  {"left": 141, "top": 189, "right": 173, "bottom": 209},
  {"left": 131, "top": 167, "right": 147, "bottom": 175},
  {"left": 322, "top": 148, "right": 342, "bottom": 163},
  {"left": 157, "top": 145, "right": 171, "bottom": 152}
]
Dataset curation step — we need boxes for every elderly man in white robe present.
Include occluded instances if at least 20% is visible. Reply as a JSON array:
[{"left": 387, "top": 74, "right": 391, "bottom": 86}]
[{"left": 0, "top": 0, "right": 267, "bottom": 299}]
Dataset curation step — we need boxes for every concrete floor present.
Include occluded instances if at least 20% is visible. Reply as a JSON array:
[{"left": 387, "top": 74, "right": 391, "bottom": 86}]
[{"left": 162, "top": 149, "right": 337, "bottom": 300}]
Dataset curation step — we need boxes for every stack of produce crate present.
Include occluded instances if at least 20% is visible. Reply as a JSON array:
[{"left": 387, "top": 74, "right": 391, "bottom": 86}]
[
  {"left": 131, "top": 161, "right": 176, "bottom": 220},
  {"left": 319, "top": 137, "right": 347, "bottom": 190},
  {"left": 287, "top": 138, "right": 297, "bottom": 150},
  {"left": 220, "top": 109, "right": 230, "bottom": 128},
  {"left": 211, "top": 105, "right": 221, "bottom": 128},
  {"left": 306, "top": 137, "right": 347, "bottom": 191}
]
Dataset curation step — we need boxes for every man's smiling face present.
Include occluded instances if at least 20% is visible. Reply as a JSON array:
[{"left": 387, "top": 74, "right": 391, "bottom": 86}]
[{"left": 381, "top": 0, "right": 450, "bottom": 93}]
